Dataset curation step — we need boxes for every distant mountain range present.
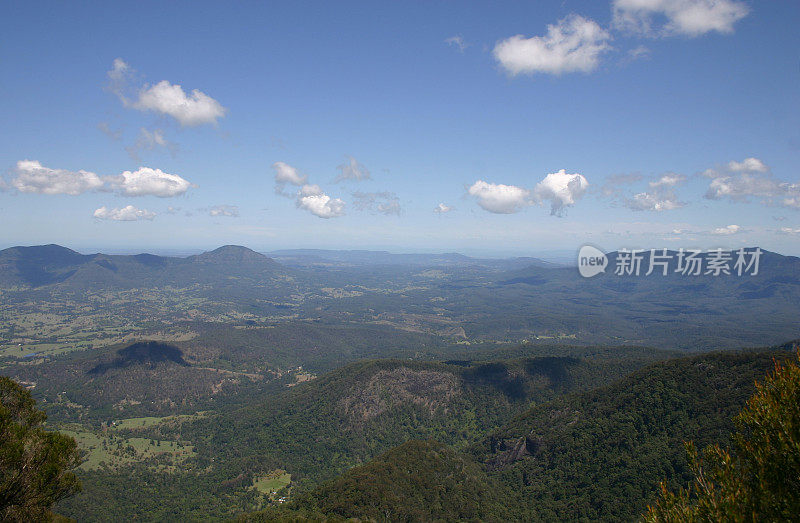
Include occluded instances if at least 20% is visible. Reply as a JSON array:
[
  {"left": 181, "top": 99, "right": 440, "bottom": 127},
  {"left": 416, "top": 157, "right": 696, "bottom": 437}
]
[
  {"left": 0, "top": 244, "right": 283, "bottom": 289},
  {"left": 264, "top": 248, "right": 560, "bottom": 270},
  {"left": 2, "top": 244, "right": 799, "bottom": 350}
]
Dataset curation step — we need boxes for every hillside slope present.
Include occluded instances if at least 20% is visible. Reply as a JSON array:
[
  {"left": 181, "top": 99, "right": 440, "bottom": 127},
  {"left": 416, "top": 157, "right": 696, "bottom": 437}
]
[
  {"left": 262, "top": 346, "right": 794, "bottom": 522},
  {"left": 55, "top": 347, "right": 669, "bottom": 520},
  {"left": 0, "top": 244, "right": 286, "bottom": 290}
]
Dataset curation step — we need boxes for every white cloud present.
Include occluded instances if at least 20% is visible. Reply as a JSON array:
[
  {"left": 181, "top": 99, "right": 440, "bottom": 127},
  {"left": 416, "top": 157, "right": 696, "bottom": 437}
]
[
  {"left": 728, "top": 157, "right": 768, "bottom": 173},
  {"left": 493, "top": 15, "right": 611, "bottom": 76},
  {"left": 272, "top": 164, "right": 346, "bottom": 218},
  {"left": 613, "top": 0, "right": 749, "bottom": 37},
  {"left": 445, "top": 35, "right": 469, "bottom": 52},
  {"left": 598, "top": 171, "right": 685, "bottom": 211},
  {"left": 7, "top": 160, "right": 193, "bottom": 198},
  {"left": 650, "top": 172, "right": 686, "bottom": 187},
  {"left": 468, "top": 170, "right": 588, "bottom": 215},
  {"left": 272, "top": 161, "right": 308, "bottom": 187},
  {"left": 352, "top": 191, "right": 401, "bottom": 215},
  {"left": 335, "top": 156, "right": 371, "bottom": 182},
  {"left": 209, "top": 204, "right": 239, "bottom": 217},
  {"left": 296, "top": 184, "right": 345, "bottom": 219},
  {"left": 93, "top": 205, "right": 155, "bottom": 221},
  {"left": 619, "top": 172, "right": 687, "bottom": 211},
  {"left": 107, "top": 59, "right": 226, "bottom": 127},
  {"left": 434, "top": 203, "right": 452, "bottom": 214},
  {"left": 533, "top": 169, "right": 589, "bottom": 215},
  {"left": 134, "top": 80, "right": 226, "bottom": 127},
  {"left": 778, "top": 227, "right": 800, "bottom": 235},
  {"left": 703, "top": 157, "right": 800, "bottom": 209},
  {"left": 625, "top": 191, "right": 685, "bottom": 211},
  {"left": 109, "top": 167, "right": 193, "bottom": 197},
  {"left": 468, "top": 180, "right": 531, "bottom": 214},
  {"left": 10, "top": 160, "right": 104, "bottom": 195},
  {"left": 711, "top": 224, "right": 741, "bottom": 235}
]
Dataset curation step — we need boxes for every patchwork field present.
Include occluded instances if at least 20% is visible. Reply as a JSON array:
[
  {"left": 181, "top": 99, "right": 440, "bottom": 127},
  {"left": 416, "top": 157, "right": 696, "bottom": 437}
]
[{"left": 58, "top": 421, "right": 196, "bottom": 472}]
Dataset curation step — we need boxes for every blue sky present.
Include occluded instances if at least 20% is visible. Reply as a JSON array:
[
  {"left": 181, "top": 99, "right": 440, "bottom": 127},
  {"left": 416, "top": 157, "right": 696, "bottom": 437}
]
[{"left": 1, "top": 0, "right": 799, "bottom": 256}]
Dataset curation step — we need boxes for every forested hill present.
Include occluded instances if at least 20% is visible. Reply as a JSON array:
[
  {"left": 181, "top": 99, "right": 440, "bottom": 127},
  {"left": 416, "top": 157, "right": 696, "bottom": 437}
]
[
  {"left": 54, "top": 346, "right": 670, "bottom": 520},
  {"left": 0, "top": 244, "right": 285, "bottom": 289},
  {"left": 180, "top": 350, "right": 664, "bottom": 488},
  {"left": 245, "top": 345, "right": 795, "bottom": 522}
]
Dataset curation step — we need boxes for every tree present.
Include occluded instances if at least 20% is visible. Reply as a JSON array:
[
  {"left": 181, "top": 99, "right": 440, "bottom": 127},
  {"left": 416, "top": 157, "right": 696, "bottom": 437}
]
[
  {"left": 645, "top": 352, "right": 800, "bottom": 522},
  {"left": 1, "top": 377, "right": 81, "bottom": 521}
]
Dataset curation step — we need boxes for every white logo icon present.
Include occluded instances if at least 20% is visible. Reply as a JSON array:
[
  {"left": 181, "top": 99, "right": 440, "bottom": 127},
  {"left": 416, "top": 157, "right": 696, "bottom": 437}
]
[{"left": 578, "top": 245, "right": 608, "bottom": 278}]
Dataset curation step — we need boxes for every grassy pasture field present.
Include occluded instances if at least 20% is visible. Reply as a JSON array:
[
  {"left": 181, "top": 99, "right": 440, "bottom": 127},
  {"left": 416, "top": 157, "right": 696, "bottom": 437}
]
[
  {"left": 59, "top": 423, "right": 196, "bottom": 472},
  {"left": 111, "top": 413, "right": 207, "bottom": 430},
  {"left": 252, "top": 471, "right": 292, "bottom": 498}
]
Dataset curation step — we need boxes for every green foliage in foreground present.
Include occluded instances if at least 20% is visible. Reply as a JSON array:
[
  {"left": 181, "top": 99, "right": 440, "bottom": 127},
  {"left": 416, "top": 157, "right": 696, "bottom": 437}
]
[
  {"left": 53, "top": 345, "right": 799, "bottom": 522},
  {"left": 646, "top": 352, "right": 800, "bottom": 521},
  {"left": 58, "top": 348, "right": 659, "bottom": 521},
  {"left": 0, "top": 377, "right": 81, "bottom": 521},
  {"left": 469, "top": 350, "right": 786, "bottom": 521},
  {"left": 246, "top": 440, "right": 506, "bottom": 522},
  {"left": 241, "top": 349, "right": 792, "bottom": 522}
]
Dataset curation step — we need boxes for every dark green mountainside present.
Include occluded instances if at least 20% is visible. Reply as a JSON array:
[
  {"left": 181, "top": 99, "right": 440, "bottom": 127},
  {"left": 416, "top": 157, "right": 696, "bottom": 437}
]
[
  {"left": 54, "top": 346, "right": 669, "bottom": 520},
  {"left": 246, "top": 346, "right": 794, "bottom": 522}
]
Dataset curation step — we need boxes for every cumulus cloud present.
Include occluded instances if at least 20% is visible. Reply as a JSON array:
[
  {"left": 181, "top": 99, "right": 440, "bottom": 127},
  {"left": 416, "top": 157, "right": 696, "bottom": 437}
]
[
  {"left": 533, "top": 169, "right": 589, "bottom": 215},
  {"left": 468, "top": 169, "right": 588, "bottom": 215},
  {"left": 625, "top": 191, "right": 684, "bottom": 211},
  {"left": 728, "top": 157, "right": 768, "bottom": 173},
  {"left": 613, "top": 0, "right": 749, "bottom": 37},
  {"left": 208, "top": 204, "right": 239, "bottom": 217},
  {"left": 434, "top": 203, "right": 453, "bottom": 214},
  {"left": 271, "top": 163, "right": 346, "bottom": 218},
  {"left": 10, "top": 160, "right": 104, "bottom": 195},
  {"left": 134, "top": 81, "right": 226, "bottom": 127},
  {"left": 493, "top": 15, "right": 611, "bottom": 76},
  {"left": 296, "top": 184, "right": 345, "bottom": 219},
  {"left": 468, "top": 180, "right": 531, "bottom": 214},
  {"left": 108, "top": 167, "right": 193, "bottom": 197},
  {"left": 272, "top": 161, "right": 308, "bottom": 189},
  {"left": 335, "top": 156, "right": 371, "bottom": 182},
  {"left": 598, "top": 171, "right": 685, "bottom": 212},
  {"left": 703, "top": 157, "right": 800, "bottom": 209},
  {"left": 445, "top": 35, "right": 469, "bottom": 52},
  {"left": 352, "top": 191, "right": 401, "bottom": 215},
  {"left": 711, "top": 224, "right": 741, "bottom": 235},
  {"left": 618, "top": 172, "right": 688, "bottom": 211},
  {"left": 93, "top": 205, "right": 155, "bottom": 221},
  {"left": 650, "top": 172, "right": 686, "bottom": 187},
  {"left": 106, "top": 59, "right": 226, "bottom": 127}
]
